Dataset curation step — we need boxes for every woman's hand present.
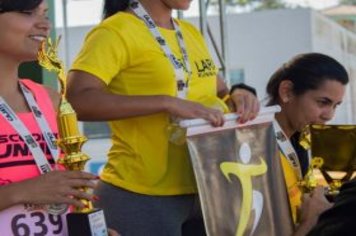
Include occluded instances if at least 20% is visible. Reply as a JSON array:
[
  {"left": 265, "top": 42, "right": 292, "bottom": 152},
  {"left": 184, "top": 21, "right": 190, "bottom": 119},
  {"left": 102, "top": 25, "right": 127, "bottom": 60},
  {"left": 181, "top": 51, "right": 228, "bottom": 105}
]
[
  {"left": 165, "top": 96, "right": 225, "bottom": 127},
  {"left": 216, "top": 77, "right": 260, "bottom": 124},
  {"left": 294, "top": 186, "right": 333, "bottom": 236},
  {"left": 230, "top": 88, "right": 260, "bottom": 123},
  {"left": 14, "top": 171, "right": 98, "bottom": 209}
]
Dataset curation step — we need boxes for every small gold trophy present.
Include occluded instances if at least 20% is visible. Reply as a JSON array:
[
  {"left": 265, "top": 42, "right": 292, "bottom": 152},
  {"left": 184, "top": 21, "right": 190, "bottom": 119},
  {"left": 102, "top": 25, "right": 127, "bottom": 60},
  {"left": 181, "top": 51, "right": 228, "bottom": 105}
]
[
  {"left": 307, "top": 124, "right": 356, "bottom": 198},
  {"left": 38, "top": 37, "right": 108, "bottom": 236}
]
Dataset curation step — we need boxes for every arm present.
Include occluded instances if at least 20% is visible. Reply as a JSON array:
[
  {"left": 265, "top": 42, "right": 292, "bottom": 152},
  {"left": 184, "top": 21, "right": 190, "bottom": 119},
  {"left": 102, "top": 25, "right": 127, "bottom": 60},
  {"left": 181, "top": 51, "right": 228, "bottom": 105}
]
[
  {"left": 67, "top": 71, "right": 225, "bottom": 126},
  {"left": 216, "top": 75, "right": 260, "bottom": 123},
  {"left": 293, "top": 187, "right": 333, "bottom": 236},
  {"left": 0, "top": 171, "right": 97, "bottom": 211}
]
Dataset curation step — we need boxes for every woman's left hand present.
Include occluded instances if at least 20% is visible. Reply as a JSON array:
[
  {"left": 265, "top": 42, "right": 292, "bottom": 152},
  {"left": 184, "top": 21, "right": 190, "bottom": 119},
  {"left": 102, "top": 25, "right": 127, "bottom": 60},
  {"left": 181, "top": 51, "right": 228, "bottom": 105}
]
[
  {"left": 230, "top": 88, "right": 260, "bottom": 123},
  {"left": 294, "top": 186, "right": 333, "bottom": 236}
]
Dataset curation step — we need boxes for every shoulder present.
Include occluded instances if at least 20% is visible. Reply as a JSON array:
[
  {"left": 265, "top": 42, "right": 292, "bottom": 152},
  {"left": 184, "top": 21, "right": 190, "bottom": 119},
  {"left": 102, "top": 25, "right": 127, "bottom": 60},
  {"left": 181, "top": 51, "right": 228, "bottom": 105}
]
[
  {"left": 176, "top": 19, "right": 207, "bottom": 46},
  {"left": 177, "top": 19, "right": 201, "bottom": 35},
  {"left": 176, "top": 19, "right": 197, "bottom": 29},
  {"left": 83, "top": 12, "right": 144, "bottom": 46},
  {"left": 21, "top": 79, "right": 60, "bottom": 111},
  {"left": 99, "top": 12, "right": 144, "bottom": 35}
]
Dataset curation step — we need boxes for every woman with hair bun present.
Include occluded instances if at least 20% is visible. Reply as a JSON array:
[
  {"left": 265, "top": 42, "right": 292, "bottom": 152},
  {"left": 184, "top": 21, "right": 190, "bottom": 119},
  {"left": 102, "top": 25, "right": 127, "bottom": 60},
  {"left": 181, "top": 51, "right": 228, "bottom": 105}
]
[{"left": 266, "top": 53, "right": 349, "bottom": 235}]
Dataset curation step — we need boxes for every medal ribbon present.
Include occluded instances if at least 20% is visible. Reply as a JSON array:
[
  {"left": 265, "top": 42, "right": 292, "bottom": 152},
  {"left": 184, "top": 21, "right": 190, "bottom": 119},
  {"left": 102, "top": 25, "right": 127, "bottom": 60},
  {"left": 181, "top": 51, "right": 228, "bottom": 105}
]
[{"left": 129, "top": 0, "right": 192, "bottom": 99}]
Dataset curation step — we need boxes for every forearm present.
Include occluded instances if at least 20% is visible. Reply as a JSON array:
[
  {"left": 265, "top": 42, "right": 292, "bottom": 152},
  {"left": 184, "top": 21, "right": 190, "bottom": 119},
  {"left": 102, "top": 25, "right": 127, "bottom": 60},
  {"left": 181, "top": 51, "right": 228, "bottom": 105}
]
[
  {"left": 293, "top": 220, "right": 317, "bottom": 236},
  {"left": 0, "top": 183, "right": 26, "bottom": 211},
  {"left": 67, "top": 71, "right": 176, "bottom": 121},
  {"left": 68, "top": 90, "right": 173, "bottom": 121}
]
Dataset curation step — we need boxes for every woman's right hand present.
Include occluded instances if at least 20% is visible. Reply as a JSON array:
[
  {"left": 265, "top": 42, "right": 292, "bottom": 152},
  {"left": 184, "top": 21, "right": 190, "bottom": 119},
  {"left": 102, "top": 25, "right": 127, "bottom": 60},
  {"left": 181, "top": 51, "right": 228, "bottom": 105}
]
[
  {"left": 165, "top": 97, "right": 225, "bottom": 127},
  {"left": 294, "top": 186, "right": 333, "bottom": 236},
  {"left": 15, "top": 171, "right": 98, "bottom": 209}
]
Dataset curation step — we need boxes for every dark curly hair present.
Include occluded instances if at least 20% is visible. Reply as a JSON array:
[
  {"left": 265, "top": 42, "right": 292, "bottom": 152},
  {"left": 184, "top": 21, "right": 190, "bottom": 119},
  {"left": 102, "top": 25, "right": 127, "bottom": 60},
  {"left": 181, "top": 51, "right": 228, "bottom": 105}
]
[{"left": 0, "top": 0, "right": 43, "bottom": 13}]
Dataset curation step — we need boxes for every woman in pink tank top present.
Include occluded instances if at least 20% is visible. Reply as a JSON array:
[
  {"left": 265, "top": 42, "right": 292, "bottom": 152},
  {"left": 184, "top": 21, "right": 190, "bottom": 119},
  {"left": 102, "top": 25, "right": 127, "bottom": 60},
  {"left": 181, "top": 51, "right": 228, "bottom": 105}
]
[{"left": 0, "top": 1, "right": 115, "bottom": 235}]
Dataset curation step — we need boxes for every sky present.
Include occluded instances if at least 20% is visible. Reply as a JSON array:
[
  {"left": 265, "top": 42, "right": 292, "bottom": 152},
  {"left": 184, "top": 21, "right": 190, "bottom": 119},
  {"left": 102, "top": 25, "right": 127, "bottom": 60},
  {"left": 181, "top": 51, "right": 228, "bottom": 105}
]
[{"left": 55, "top": 0, "right": 340, "bottom": 28}]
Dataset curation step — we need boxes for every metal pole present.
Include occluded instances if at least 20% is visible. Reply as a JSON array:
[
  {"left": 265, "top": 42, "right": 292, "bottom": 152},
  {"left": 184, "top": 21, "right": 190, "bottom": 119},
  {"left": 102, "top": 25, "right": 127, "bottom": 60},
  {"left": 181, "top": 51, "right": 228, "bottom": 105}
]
[
  {"left": 207, "top": 26, "right": 225, "bottom": 69},
  {"left": 219, "top": 0, "right": 230, "bottom": 85},
  {"left": 199, "top": 0, "right": 208, "bottom": 38},
  {"left": 62, "top": 0, "right": 70, "bottom": 70},
  {"left": 198, "top": 0, "right": 230, "bottom": 85},
  {"left": 177, "top": 10, "right": 184, "bottom": 19}
]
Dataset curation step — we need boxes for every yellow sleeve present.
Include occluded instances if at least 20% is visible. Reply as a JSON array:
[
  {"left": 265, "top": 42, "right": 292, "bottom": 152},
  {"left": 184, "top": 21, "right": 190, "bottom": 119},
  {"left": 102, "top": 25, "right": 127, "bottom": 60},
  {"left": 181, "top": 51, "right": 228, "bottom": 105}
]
[
  {"left": 71, "top": 26, "right": 129, "bottom": 85},
  {"left": 179, "top": 20, "right": 211, "bottom": 52}
]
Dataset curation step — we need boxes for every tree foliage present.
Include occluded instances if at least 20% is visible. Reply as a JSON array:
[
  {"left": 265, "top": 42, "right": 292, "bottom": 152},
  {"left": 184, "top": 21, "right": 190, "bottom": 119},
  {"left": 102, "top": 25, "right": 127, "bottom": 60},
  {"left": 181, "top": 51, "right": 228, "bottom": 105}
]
[{"left": 340, "top": 0, "right": 356, "bottom": 5}]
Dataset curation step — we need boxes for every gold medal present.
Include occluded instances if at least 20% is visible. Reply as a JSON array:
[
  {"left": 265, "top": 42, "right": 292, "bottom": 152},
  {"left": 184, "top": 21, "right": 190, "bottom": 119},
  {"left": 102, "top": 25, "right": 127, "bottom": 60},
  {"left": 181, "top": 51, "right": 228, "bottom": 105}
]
[
  {"left": 167, "top": 121, "right": 187, "bottom": 145},
  {"left": 45, "top": 203, "right": 68, "bottom": 216}
]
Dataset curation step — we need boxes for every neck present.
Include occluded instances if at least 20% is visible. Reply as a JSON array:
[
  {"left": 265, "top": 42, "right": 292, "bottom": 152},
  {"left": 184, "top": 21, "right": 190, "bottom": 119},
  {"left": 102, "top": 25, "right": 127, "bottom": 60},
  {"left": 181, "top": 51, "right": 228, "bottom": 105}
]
[
  {"left": 275, "top": 112, "right": 296, "bottom": 138},
  {"left": 0, "top": 55, "right": 21, "bottom": 98},
  {"left": 139, "top": 0, "right": 174, "bottom": 29}
]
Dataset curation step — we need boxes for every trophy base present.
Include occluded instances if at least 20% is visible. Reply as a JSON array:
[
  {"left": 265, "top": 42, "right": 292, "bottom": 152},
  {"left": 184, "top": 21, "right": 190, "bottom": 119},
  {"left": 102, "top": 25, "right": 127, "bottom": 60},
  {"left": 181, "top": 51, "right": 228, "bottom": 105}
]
[{"left": 67, "top": 208, "right": 108, "bottom": 236}]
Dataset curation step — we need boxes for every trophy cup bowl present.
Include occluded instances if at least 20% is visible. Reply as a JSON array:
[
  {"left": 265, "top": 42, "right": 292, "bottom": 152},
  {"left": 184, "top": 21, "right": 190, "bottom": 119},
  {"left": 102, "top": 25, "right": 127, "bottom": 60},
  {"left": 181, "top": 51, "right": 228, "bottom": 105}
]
[
  {"left": 38, "top": 38, "right": 109, "bottom": 236},
  {"left": 310, "top": 124, "right": 356, "bottom": 199}
]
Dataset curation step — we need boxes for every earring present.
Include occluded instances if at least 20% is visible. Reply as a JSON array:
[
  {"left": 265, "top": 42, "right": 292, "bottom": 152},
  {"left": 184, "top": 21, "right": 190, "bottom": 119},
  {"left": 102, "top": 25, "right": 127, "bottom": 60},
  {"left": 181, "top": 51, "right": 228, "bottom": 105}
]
[{"left": 282, "top": 97, "right": 289, "bottom": 103}]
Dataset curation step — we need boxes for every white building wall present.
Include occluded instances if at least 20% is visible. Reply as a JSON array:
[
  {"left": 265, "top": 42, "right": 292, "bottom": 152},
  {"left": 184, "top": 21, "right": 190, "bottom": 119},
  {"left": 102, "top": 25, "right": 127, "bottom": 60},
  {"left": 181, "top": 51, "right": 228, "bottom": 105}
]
[
  {"left": 187, "top": 9, "right": 313, "bottom": 101},
  {"left": 311, "top": 11, "right": 356, "bottom": 123},
  {"left": 57, "top": 26, "right": 95, "bottom": 68}
]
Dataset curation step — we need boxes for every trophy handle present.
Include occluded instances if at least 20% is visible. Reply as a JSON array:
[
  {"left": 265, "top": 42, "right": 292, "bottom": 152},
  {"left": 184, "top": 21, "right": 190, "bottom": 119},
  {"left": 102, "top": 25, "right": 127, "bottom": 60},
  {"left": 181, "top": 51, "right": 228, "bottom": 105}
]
[
  {"left": 320, "top": 169, "right": 354, "bottom": 183},
  {"left": 320, "top": 169, "right": 333, "bottom": 184},
  {"left": 341, "top": 170, "right": 354, "bottom": 182}
]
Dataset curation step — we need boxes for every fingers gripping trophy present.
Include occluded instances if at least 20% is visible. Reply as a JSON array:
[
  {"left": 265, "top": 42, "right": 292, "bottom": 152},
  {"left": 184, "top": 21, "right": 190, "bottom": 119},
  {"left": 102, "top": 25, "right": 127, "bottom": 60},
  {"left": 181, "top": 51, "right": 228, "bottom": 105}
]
[{"left": 38, "top": 38, "right": 109, "bottom": 236}]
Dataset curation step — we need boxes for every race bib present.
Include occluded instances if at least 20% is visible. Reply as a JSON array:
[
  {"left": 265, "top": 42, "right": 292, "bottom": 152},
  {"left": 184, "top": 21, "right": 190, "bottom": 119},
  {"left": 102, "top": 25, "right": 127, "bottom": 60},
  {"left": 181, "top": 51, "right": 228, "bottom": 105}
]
[{"left": 0, "top": 204, "right": 68, "bottom": 236}]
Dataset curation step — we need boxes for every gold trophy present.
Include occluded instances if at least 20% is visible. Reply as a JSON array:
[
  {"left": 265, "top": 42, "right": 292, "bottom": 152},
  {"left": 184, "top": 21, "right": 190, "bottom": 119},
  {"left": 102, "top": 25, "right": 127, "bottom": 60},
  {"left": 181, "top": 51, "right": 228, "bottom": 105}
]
[
  {"left": 300, "top": 124, "right": 356, "bottom": 199},
  {"left": 38, "top": 37, "right": 109, "bottom": 236}
]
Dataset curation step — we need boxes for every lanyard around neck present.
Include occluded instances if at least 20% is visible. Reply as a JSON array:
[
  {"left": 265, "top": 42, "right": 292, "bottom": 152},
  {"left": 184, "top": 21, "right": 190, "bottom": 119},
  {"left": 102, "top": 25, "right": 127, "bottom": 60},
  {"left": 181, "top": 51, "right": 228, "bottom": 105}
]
[
  {"left": 0, "top": 81, "right": 59, "bottom": 174},
  {"left": 272, "top": 120, "right": 302, "bottom": 180},
  {"left": 129, "top": 0, "right": 192, "bottom": 99}
]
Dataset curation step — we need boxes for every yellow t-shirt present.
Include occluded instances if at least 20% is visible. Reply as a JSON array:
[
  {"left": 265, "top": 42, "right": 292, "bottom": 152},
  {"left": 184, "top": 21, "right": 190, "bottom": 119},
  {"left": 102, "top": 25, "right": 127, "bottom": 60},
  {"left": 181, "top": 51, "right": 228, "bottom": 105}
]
[
  {"left": 280, "top": 152, "right": 302, "bottom": 223},
  {"left": 71, "top": 12, "right": 223, "bottom": 195}
]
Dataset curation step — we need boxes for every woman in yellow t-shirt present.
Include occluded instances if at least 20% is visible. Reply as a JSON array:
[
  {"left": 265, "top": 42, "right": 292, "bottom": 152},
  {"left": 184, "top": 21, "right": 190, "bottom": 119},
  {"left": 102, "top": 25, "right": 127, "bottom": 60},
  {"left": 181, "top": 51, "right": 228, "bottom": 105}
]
[
  {"left": 265, "top": 53, "right": 349, "bottom": 235},
  {"left": 66, "top": 0, "right": 259, "bottom": 235}
]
